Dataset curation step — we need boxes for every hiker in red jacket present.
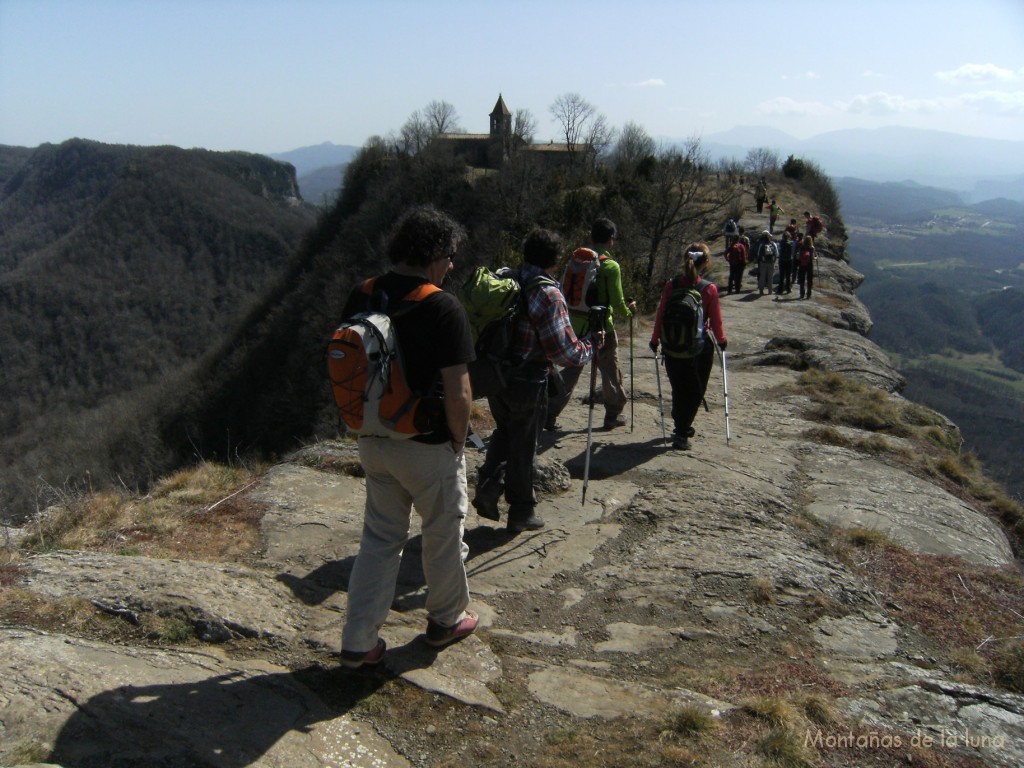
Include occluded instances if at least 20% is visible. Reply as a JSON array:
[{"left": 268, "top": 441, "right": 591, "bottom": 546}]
[
  {"left": 648, "top": 242, "right": 727, "bottom": 450},
  {"left": 725, "top": 233, "right": 747, "bottom": 295},
  {"left": 804, "top": 211, "right": 824, "bottom": 239},
  {"left": 797, "top": 235, "right": 817, "bottom": 299}
]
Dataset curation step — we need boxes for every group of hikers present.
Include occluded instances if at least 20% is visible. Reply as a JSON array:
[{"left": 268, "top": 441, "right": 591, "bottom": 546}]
[
  {"left": 722, "top": 211, "right": 822, "bottom": 300},
  {"left": 334, "top": 206, "right": 729, "bottom": 668}
]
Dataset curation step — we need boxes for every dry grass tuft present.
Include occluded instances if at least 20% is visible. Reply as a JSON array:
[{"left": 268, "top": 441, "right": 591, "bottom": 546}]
[
  {"left": 757, "top": 727, "right": 816, "bottom": 768},
  {"left": 664, "top": 705, "right": 719, "bottom": 737},
  {"left": 749, "top": 575, "right": 776, "bottom": 605},
  {"left": 743, "top": 695, "right": 800, "bottom": 728},
  {"left": 797, "top": 366, "right": 1024, "bottom": 554},
  {"left": 992, "top": 640, "right": 1024, "bottom": 693},
  {"left": 799, "top": 694, "right": 838, "bottom": 727},
  {"left": 848, "top": 543, "right": 1024, "bottom": 692},
  {"left": 18, "top": 461, "right": 266, "bottom": 562}
]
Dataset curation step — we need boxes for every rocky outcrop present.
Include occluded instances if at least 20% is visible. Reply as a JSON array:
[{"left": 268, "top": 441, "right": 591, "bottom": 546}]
[{"left": 2, "top": 242, "right": 1021, "bottom": 767}]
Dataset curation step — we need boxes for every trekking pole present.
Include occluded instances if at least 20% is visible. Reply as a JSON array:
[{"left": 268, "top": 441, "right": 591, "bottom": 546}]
[
  {"left": 582, "top": 305, "right": 608, "bottom": 506},
  {"left": 654, "top": 352, "right": 667, "bottom": 447},
  {"left": 629, "top": 314, "right": 635, "bottom": 433},
  {"left": 709, "top": 336, "right": 731, "bottom": 446}
]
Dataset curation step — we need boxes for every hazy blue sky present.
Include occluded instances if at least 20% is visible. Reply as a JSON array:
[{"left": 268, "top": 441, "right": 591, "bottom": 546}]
[{"left": 2, "top": 0, "right": 1023, "bottom": 154}]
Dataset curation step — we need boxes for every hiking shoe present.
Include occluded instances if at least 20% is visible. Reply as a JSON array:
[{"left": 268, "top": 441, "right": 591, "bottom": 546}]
[
  {"left": 340, "top": 638, "right": 386, "bottom": 669},
  {"left": 544, "top": 418, "right": 562, "bottom": 432},
  {"left": 686, "top": 427, "right": 696, "bottom": 438},
  {"left": 507, "top": 511, "right": 545, "bottom": 533},
  {"left": 425, "top": 610, "right": 479, "bottom": 648},
  {"left": 603, "top": 414, "right": 627, "bottom": 430},
  {"left": 472, "top": 475, "right": 502, "bottom": 521},
  {"left": 672, "top": 436, "right": 690, "bottom": 450}
]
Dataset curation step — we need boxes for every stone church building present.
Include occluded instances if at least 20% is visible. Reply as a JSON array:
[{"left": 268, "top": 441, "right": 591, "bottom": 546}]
[{"left": 433, "top": 95, "right": 573, "bottom": 170}]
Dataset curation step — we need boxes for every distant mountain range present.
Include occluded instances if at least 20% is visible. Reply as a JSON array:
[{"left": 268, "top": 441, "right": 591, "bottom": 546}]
[
  {"left": 698, "top": 125, "right": 1024, "bottom": 203},
  {"left": 268, "top": 142, "right": 359, "bottom": 205}
]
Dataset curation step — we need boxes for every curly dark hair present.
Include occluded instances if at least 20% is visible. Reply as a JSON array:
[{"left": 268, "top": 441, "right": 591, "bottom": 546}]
[
  {"left": 590, "top": 217, "right": 617, "bottom": 244},
  {"left": 387, "top": 205, "right": 466, "bottom": 267},
  {"left": 522, "top": 227, "right": 563, "bottom": 268}
]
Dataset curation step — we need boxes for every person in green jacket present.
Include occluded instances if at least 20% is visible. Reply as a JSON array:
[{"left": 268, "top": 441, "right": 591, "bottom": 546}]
[{"left": 546, "top": 218, "right": 636, "bottom": 431}]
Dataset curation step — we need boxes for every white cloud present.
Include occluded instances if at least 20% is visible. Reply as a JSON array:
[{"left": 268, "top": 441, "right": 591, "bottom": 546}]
[
  {"left": 804, "top": 72, "right": 819, "bottom": 80},
  {"left": 630, "top": 79, "right": 665, "bottom": 88},
  {"left": 839, "top": 89, "right": 1024, "bottom": 120},
  {"left": 936, "top": 63, "right": 1019, "bottom": 83},
  {"left": 861, "top": 69, "right": 885, "bottom": 79},
  {"left": 961, "top": 90, "right": 1024, "bottom": 116},
  {"left": 843, "top": 91, "right": 915, "bottom": 116}
]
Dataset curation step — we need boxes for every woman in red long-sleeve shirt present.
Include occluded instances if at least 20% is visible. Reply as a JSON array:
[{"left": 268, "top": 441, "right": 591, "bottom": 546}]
[{"left": 649, "top": 242, "right": 727, "bottom": 450}]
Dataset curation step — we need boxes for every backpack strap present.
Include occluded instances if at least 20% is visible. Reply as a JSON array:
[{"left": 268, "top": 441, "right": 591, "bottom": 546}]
[
  {"left": 402, "top": 283, "right": 443, "bottom": 302},
  {"left": 361, "top": 276, "right": 441, "bottom": 313}
]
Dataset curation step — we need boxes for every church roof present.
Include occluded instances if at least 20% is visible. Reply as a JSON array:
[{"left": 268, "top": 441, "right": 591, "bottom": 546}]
[{"left": 490, "top": 94, "right": 511, "bottom": 118}]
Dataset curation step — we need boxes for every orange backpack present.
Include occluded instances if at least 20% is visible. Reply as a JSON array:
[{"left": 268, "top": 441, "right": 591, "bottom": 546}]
[{"left": 327, "top": 279, "right": 442, "bottom": 438}]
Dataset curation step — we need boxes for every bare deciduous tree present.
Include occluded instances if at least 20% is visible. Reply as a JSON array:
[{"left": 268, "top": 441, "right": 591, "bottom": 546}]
[
  {"left": 550, "top": 92, "right": 598, "bottom": 159},
  {"left": 423, "top": 100, "right": 462, "bottom": 135},
  {"left": 612, "top": 121, "right": 656, "bottom": 172},
  {"left": 633, "top": 139, "right": 734, "bottom": 283},
  {"left": 512, "top": 108, "right": 537, "bottom": 146},
  {"left": 584, "top": 113, "right": 617, "bottom": 165},
  {"left": 399, "top": 110, "right": 430, "bottom": 154},
  {"left": 399, "top": 101, "right": 462, "bottom": 155},
  {"left": 744, "top": 147, "right": 780, "bottom": 177}
]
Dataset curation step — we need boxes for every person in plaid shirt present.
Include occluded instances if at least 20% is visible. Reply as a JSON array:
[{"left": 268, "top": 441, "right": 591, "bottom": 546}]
[{"left": 472, "top": 228, "right": 603, "bottom": 533}]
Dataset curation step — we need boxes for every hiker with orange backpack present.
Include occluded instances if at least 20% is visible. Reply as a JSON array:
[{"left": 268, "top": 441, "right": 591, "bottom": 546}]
[
  {"left": 546, "top": 218, "right": 636, "bottom": 431},
  {"left": 338, "top": 206, "right": 478, "bottom": 668}
]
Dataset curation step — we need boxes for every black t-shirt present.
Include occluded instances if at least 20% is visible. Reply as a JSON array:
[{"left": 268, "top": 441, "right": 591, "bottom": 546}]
[{"left": 342, "top": 272, "right": 475, "bottom": 441}]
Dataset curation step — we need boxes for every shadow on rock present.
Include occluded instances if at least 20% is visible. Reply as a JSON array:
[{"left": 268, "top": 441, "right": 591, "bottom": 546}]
[
  {"left": 278, "top": 527, "right": 521, "bottom": 609},
  {"left": 562, "top": 437, "right": 669, "bottom": 479},
  {"left": 47, "top": 639, "right": 437, "bottom": 768}
]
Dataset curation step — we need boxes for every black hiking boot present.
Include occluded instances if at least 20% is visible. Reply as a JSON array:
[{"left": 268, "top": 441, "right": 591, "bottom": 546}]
[
  {"left": 472, "top": 475, "right": 503, "bottom": 521},
  {"left": 507, "top": 510, "right": 544, "bottom": 533}
]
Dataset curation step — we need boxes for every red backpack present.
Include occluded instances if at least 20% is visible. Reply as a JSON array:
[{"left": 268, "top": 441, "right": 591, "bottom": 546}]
[{"left": 560, "top": 248, "right": 606, "bottom": 313}]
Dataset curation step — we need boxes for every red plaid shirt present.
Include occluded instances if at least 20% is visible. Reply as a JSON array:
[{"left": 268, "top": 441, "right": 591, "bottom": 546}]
[{"left": 513, "top": 264, "right": 595, "bottom": 369}]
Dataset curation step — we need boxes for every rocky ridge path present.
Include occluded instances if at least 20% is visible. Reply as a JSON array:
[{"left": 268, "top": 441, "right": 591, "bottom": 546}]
[{"left": 2, "top": 258, "right": 1022, "bottom": 767}]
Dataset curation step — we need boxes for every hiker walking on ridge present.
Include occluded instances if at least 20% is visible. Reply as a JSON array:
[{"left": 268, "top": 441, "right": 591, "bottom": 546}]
[
  {"left": 804, "top": 210, "right": 824, "bottom": 240},
  {"left": 723, "top": 218, "right": 739, "bottom": 249},
  {"left": 725, "top": 228, "right": 748, "bottom": 295},
  {"left": 546, "top": 218, "right": 636, "bottom": 432},
  {"left": 755, "top": 176, "right": 768, "bottom": 214},
  {"left": 797, "top": 234, "right": 817, "bottom": 300},
  {"left": 768, "top": 198, "right": 785, "bottom": 234},
  {"left": 648, "top": 242, "right": 727, "bottom": 450},
  {"left": 755, "top": 230, "right": 778, "bottom": 296},
  {"left": 473, "top": 228, "right": 601, "bottom": 533},
  {"left": 776, "top": 231, "right": 795, "bottom": 295},
  {"left": 339, "top": 206, "right": 478, "bottom": 669}
]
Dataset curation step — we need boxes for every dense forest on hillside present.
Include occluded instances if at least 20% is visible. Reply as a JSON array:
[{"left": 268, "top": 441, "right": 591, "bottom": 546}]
[
  {"left": 0, "top": 107, "right": 845, "bottom": 522},
  {"left": 0, "top": 140, "right": 315, "bottom": 519},
  {"left": 840, "top": 178, "right": 1024, "bottom": 499}
]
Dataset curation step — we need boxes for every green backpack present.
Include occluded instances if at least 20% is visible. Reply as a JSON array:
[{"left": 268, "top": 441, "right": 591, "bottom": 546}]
[
  {"left": 458, "top": 266, "right": 554, "bottom": 398},
  {"left": 661, "top": 277, "right": 707, "bottom": 359}
]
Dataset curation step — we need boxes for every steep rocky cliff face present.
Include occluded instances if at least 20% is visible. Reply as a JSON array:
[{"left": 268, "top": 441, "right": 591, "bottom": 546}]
[
  {"left": 2, "top": 233, "right": 1022, "bottom": 767},
  {"left": 0, "top": 140, "right": 315, "bottom": 522}
]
